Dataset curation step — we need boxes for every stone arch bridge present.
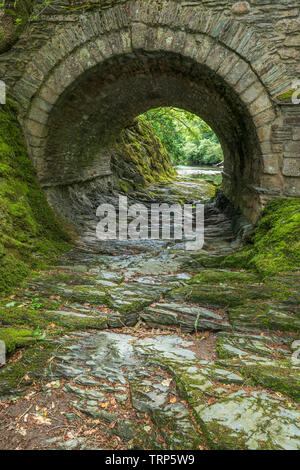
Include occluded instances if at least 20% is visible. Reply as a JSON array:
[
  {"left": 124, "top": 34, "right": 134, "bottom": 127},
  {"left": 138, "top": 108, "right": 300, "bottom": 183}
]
[{"left": 1, "top": 0, "right": 300, "bottom": 223}]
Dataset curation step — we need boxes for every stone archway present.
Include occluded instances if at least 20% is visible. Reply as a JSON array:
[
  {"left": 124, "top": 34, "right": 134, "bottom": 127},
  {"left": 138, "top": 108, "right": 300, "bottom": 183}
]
[{"left": 10, "top": 2, "right": 294, "bottom": 223}]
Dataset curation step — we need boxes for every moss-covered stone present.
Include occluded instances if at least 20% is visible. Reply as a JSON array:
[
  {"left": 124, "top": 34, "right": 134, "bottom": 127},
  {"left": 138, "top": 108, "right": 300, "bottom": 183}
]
[
  {"left": 220, "top": 199, "right": 300, "bottom": 277},
  {"left": 276, "top": 90, "right": 300, "bottom": 101},
  {"left": 64, "top": 0, "right": 130, "bottom": 13},
  {"left": 215, "top": 333, "right": 300, "bottom": 401},
  {"left": 168, "top": 283, "right": 272, "bottom": 309},
  {"left": 195, "top": 390, "right": 300, "bottom": 450},
  {"left": 229, "top": 303, "right": 300, "bottom": 332},
  {"left": 0, "top": 340, "right": 56, "bottom": 395},
  {"left": 187, "top": 269, "right": 259, "bottom": 286},
  {"left": 0, "top": 0, "right": 33, "bottom": 53},
  {"left": 111, "top": 118, "right": 175, "bottom": 193},
  {"left": 0, "top": 100, "right": 72, "bottom": 295},
  {"left": 0, "top": 326, "right": 34, "bottom": 355}
]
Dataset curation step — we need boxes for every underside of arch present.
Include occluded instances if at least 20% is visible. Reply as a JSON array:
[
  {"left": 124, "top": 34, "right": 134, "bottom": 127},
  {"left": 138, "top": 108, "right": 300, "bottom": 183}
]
[{"left": 14, "top": 20, "right": 280, "bottom": 224}]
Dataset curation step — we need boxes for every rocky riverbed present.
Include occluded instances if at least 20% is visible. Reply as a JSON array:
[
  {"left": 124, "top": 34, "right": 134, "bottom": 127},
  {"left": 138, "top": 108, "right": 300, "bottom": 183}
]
[{"left": 0, "top": 177, "right": 299, "bottom": 450}]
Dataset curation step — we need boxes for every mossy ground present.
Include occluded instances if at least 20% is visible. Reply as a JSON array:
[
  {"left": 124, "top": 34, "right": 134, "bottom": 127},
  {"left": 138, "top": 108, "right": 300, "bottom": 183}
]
[
  {"left": 0, "top": 289, "right": 110, "bottom": 392},
  {"left": 0, "top": 100, "right": 72, "bottom": 295},
  {"left": 0, "top": 340, "right": 56, "bottom": 395},
  {"left": 224, "top": 199, "right": 300, "bottom": 277},
  {"left": 184, "top": 198, "right": 300, "bottom": 278}
]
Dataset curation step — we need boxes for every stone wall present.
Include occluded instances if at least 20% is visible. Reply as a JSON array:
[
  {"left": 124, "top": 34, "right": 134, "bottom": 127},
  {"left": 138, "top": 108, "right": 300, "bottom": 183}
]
[{"left": 0, "top": 0, "right": 299, "bottom": 223}]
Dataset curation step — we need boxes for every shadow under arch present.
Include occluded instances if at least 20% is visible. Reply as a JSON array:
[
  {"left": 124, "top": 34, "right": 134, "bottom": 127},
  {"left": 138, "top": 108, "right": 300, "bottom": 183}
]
[{"left": 15, "top": 22, "right": 278, "bottom": 224}]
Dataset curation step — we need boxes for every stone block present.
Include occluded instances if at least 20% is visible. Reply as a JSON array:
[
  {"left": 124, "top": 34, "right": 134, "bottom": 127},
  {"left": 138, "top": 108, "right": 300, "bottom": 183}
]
[
  {"left": 78, "top": 46, "right": 98, "bottom": 70},
  {"left": 260, "top": 174, "right": 282, "bottom": 191},
  {"left": 171, "top": 31, "right": 187, "bottom": 55},
  {"left": 253, "top": 107, "right": 277, "bottom": 127},
  {"left": 144, "top": 27, "right": 160, "bottom": 51},
  {"left": 283, "top": 177, "right": 300, "bottom": 196},
  {"left": 262, "top": 154, "right": 279, "bottom": 175},
  {"left": 217, "top": 54, "right": 240, "bottom": 79},
  {"left": 131, "top": 23, "right": 148, "bottom": 50},
  {"left": 249, "top": 93, "right": 272, "bottom": 117},
  {"left": 257, "top": 126, "right": 272, "bottom": 143},
  {"left": 241, "top": 81, "right": 264, "bottom": 105},
  {"left": 205, "top": 44, "right": 228, "bottom": 72},
  {"left": 119, "top": 30, "right": 132, "bottom": 54},
  {"left": 283, "top": 158, "right": 300, "bottom": 177},
  {"left": 95, "top": 36, "right": 113, "bottom": 59},
  {"left": 284, "top": 36, "right": 300, "bottom": 47},
  {"left": 25, "top": 119, "right": 48, "bottom": 138},
  {"left": 232, "top": 2, "right": 251, "bottom": 16},
  {"left": 28, "top": 106, "right": 48, "bottom": 126},
  {"left": 235, "top": 69, "right": 257, "bottom": 95},
  {"left": 225, "top": 59, "right": 249, "bottom": 86},
  {"left": 106, "top": 32, "right": 129, "bottom": 57},
  {"left": 155, "top": 27, "right": 174, "bottom": 52},
  {"left": 184, "top": 36, "right": 213, "bottom": 63},
  {"left": 260, "top": 142, "right": 273, "bottom": 154},
  {"left": 39, "top": 85, "right": 59, "bottom": 106},
  {"left": 284, "top": 141, "right": 300, "bottom": 156}
]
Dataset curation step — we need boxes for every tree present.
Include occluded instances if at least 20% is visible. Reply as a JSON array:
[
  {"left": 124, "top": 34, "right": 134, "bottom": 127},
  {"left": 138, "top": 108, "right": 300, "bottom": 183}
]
[{"left": 140, "top": 107, "right": 224, "bottom": 166}]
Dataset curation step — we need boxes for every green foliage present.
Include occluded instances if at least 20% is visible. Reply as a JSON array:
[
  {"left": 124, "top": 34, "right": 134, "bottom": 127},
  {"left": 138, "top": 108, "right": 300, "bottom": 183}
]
[
  {"left": 0, "top": 0, "right": 34, "bottom": 52},
  {"left": 141, "top": 107, "right": 224, "bottom": 166},
  {"left": 0, "top": 100, "right": 72, "bottom": 294}
]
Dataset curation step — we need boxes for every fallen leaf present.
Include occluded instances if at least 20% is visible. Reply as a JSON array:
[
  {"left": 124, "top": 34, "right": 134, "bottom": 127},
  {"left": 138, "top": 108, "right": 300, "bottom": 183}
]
[
  {"left": 33, "top": 414, "right": 51, "bottom": 425},
  {"left": 99, "top": 402, "right": 109, "bottom": 408},
  {"left": 162, "top": 379, "right": 172, "bottom": 387}
]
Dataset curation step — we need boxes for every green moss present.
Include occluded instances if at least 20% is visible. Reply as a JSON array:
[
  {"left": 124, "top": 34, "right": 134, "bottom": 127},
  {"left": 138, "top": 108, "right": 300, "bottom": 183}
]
[
  {"left": 64, "top": 0, "right": 130, "bottom": 13},
  {"left": 168, "top": 282, "right": 276, "bottom": 308},
  {"left": 220, "top": 199, "right": 300, "bottom": 277},
  {"left": 0, "top": 327, "right": 34, "bottom": 355},
  {"left": 0, "top": 298, "right": 109, "bottom": 338},
  {"left": 0, "top": 341, "right": 56, "bottom": 396},
  {"left": 276, "top": 89, "right": 300, "bottom": 101},
  {"left": 188, "top": 269, "right": 259, "bottom": 286},
  {"left": 0, "top": 0, "right": 33, "bottom": 53},
  {"left": 0, "top": 100, "right": 72, "bottom": 295},
  {"left": 242, "top": 363, "right": 300, "bottom": 402},
  {"left": 168, "top": 266, "right": 300, "bottom": 309},
  {"left": 184, "top": 199, "right": 300, "bottom": 278},
  {"left": 229, "top": 302, "right": 300, "bottom": 332}
]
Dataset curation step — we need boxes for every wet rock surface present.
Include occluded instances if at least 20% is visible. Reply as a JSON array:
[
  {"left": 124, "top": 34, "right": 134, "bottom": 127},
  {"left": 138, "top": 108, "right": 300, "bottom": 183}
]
[{"left": 0, "top": 180, "right": 299, "bottom": 450}]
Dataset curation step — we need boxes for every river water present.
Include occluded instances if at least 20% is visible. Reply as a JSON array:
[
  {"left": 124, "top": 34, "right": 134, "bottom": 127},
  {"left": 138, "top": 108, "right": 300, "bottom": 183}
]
[{"left": 175, "top": 165, "right": 223, "bottom": 177}]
